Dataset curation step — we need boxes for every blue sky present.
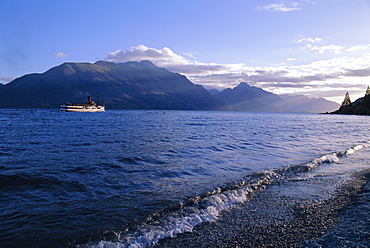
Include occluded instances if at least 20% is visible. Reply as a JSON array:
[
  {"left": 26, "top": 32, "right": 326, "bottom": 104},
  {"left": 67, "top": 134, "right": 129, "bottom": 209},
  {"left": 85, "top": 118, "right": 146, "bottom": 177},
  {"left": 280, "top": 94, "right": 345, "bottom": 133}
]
[{"left": 1, "top": 0, "right": 370, "bottom": 102}]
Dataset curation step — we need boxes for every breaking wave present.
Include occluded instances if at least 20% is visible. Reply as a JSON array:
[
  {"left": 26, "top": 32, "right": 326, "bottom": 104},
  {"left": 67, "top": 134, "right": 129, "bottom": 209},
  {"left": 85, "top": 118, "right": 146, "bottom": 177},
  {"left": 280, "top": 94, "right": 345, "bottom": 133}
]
[
  {"left": 286, "top": 143, "right": 368, "bottom": 172},
  {"left": 87, "top": 142, "right": 369, "bottom": 248}
]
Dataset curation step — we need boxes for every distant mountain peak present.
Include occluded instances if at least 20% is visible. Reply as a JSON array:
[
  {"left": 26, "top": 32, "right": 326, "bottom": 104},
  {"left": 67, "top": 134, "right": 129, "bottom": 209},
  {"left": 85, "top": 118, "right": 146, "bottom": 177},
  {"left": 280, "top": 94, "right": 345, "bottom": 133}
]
[
  {"left": 0, "top": 61, "right": 339, "bottom": 112},
  {"left": 138, "top": 59, "right": 156, "bottom": 66},
  {"left": 207, "top": 88, "right": 220, "bottom": 95},
  {"left": 94, "top": 60, "right": 117, "bottom": 67},
  {"left": 237, "top": 82, "right": 252, "bottom": 88},
  {"left": 214, "top": 82, "right": 339, "bottom": 113},
  {"left": 96, "top": 60, "right": 157, "bottom": 69}
]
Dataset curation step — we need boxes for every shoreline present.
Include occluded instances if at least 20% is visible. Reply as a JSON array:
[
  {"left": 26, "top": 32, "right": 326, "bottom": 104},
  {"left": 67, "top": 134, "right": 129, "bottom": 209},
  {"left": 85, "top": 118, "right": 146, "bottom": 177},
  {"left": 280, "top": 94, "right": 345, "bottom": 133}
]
[{"left": 156, "top": 169, "right": 370, "bottom": 247}]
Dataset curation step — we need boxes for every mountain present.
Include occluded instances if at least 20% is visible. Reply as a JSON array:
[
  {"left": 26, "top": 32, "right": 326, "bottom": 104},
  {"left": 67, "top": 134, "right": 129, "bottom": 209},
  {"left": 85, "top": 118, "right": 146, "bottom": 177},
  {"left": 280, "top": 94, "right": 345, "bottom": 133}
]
[
  {"left": 214, "top": 82, "right": 339, "bottom": 113},
  {"left": 277, "top": 94, "right": 339, "bottom": 113},
  {"left": 214, "top": 82, "right": 283, "bottom": 112},
  {"left": 0, "top": 60, "right": 227, "bottom": 110},
  {"left": 0, "top": 62, "right": 340, "bottom": 112},
  {"left": 207, "top": 89, "right": 220, "bottom": 95}
]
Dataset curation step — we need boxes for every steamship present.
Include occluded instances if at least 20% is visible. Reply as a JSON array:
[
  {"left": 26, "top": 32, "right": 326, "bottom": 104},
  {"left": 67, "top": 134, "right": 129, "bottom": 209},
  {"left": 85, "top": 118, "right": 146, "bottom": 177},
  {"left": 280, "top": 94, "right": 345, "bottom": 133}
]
[{"left": 60, "top": 96, "right": 105, "bottom": 112}]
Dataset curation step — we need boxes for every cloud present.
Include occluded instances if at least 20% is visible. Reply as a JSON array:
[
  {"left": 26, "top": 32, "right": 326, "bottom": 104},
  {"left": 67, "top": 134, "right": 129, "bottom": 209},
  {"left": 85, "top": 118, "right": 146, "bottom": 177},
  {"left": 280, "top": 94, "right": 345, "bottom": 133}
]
[
  {"left": 106, "top": 45, "right": 188, "bottom": 67},
  {"left": 256, "top": 0, "right": 317, "bottom": 12},
  {"left": 295, "top": 37, "right": 322, "bottom": 43},
  {"left": 346, "top": 44, "right": 370, "bottom": 52},
  {"left": 295, "top": 38, "right": 370, "bottom": 55},
  {"left": 308, "top": 44, "right": 344, "bottom": 54},
  {"left": 301, "top": 0, "right": 316, "bottom": 4},
  {"left": 55, "top": 52, "right": 68, "bottom": 58},
  {"left": 105, "top": 45, "right": 370, "bottom": 102},
  {"left": 105, "top": 46, "right": 370, "bottom": 86},
  {"left": 294, "top": 38, "right": 343, "bottom": 54},
  {"left": 181, "top": 51, "right": 198, "bottom": 59},
  {"left": 256, "top": 2, "right": 301, "bottom": 12},
  {"left": 343, "top": 67, "right": 370, "bottom": 77},
  {"left": 106, "top": 45, "right": 245, "bottom": 76}
]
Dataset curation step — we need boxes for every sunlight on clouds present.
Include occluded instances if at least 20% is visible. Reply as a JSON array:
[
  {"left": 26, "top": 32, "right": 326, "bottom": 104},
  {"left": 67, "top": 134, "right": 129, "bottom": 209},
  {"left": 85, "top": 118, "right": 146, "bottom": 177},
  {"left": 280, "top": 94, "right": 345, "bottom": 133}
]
[
  {"left": 296, "top": 38, "right": 370, "bottom": 55},
  {"left": 256, "top": 3, "right": 300, "bottom": 12},
  {"left": 308, "top": 44, "right": 343, "bottom": 54},
  {"left": 54, "top": 52, "right": 68, "bottom": 58},
  {"left": 296, "top": 38, "right": 343, "bottom": 54},
  {"left": 106, "top": 45, "right": 245, "bottom": 76},
  {"left": 256, "top": 0, "right": 316, "bottom": 12},
  {"left": 181, "top": 51, "right": 198, "bottom": 59},
  {"left": 346, "top": 44, "right": 370, "bottom": 52},
  {"left": 106, "top": 45, "right": 189, "bottom": 66},
  {"left": 295, "top": 37, "right": 344, "bottom": 54},
  {"left": 105, "top": 45, "right": 370, "bottom": 103},
  {"left": 295, "top": 37, "right": 322, "bottom": 43}
]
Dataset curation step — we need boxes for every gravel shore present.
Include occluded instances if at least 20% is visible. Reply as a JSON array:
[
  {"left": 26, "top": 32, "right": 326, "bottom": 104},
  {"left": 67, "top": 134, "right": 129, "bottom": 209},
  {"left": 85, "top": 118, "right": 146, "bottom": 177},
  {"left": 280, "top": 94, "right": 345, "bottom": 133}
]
[{"left": 156, "top": 169, "right": 370, "bottom": 247}]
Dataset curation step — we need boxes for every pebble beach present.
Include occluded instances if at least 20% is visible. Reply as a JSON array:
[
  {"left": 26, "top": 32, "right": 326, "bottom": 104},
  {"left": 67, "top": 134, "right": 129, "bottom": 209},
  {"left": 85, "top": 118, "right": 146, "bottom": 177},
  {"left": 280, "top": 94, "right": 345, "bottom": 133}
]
[{"left": 156, "top": 169, "right": 370, "bottom": 247}]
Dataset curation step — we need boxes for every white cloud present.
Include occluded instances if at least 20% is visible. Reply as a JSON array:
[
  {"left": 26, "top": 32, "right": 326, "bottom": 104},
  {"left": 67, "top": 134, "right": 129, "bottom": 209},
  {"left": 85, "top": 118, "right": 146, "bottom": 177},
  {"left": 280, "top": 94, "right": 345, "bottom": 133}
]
[
  {"left": 106, "top": 45, "right": 188, "bottom": 67},
  {"left": 256, "top": 0, "right": 317, "bottom": 12},
  {"left": 55, "top": 52, "right": 68, "bottom": 58},
  {"left": 295, "top": 37, "right": 370, "bottom": 56},
  {"left": 346, "top": 44, "right": 370, "bottom": 52},
  {"left": 294, "top": 37, "right": 343, "bottom": 54},
  {"left": 105, "top": 45, "right": 370, "bottom": 102},
  {"left": 308, "top": 44, "right": 344, "bottom": 54},
  {"left": 181, "top": 51, "right": 198, "bottom": 59},
  {"left": 295, "top": 37, "right": 322, "bottom": 43},
  {"left": 256, "top": 2, "right": 301, "bottom": 12},
  {"left": 106, "top": 45, "right": 245, "bottom": 77},
  {"left": 301, "top": 0, "right": 316, "bottom": 4}
]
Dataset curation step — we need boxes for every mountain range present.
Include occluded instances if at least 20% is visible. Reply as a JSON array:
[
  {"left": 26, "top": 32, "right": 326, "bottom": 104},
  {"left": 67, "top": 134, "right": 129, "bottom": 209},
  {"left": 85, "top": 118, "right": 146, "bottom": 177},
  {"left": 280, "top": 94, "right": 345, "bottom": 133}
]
[
  {"left": 211, "top": 82, "right": 339, "bottom": 113},
  {"left": 0, "top": 60, "right": 226, "bottom": 110},
  {"left": 0, "top": 60, "right": 339, "bottom": 112}
]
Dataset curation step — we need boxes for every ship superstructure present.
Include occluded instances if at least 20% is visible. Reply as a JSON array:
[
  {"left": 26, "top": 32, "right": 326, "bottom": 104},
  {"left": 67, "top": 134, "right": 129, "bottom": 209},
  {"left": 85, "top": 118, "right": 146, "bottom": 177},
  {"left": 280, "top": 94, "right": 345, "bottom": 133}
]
[{"left": 60, "top": 96, "right": 105, "bottom": 112}]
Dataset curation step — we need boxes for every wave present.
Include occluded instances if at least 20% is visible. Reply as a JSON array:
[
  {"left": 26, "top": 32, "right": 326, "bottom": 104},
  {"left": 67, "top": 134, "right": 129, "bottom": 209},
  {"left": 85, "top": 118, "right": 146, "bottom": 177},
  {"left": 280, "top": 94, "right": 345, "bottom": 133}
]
[
  {"left": 86, "top": 142, "right": 369, "bottom": 248},
  {"left": 287, "top": 143, "right": 368, "bottom": 173}
]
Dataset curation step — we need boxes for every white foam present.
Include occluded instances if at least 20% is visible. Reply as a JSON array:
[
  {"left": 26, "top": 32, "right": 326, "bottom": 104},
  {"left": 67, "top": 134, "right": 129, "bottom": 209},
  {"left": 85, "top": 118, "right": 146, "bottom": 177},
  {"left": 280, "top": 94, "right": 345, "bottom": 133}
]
[
  {"left": 288, "top": 143, "right": 368, "bottom": 172},
  {"left": 90, "top": 177, "right": 273, "bottom": 248},
  {"left": 314, "top": 153, "right": 339, "bottom": 164},
  {"left": 90, "top": 142, "right": 370, "bottom": 248},
  {"left": 346, "top": 144, "right": 364, "bottom": 155}
]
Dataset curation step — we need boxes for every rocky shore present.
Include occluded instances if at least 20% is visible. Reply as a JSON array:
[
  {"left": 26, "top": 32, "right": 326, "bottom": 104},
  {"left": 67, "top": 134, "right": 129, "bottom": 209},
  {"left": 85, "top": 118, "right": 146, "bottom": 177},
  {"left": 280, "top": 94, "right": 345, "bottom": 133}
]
[{"left": 156, "top": 169, "right": 370, "bottom": 247}]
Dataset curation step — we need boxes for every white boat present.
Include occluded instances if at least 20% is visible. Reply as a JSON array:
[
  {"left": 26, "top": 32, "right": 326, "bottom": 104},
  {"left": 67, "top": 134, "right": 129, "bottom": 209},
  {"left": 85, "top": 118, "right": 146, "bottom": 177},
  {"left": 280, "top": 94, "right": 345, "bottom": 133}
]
[{"left": 60, "top": 96, "right": 105, "bottom": 112}]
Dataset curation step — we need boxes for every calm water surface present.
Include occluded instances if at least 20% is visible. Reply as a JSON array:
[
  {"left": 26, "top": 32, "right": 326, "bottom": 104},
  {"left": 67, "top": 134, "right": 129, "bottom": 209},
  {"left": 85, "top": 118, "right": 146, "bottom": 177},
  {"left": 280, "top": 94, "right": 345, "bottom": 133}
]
[{"left": 0, "top": 109, "right": 369, "bottom": 247}]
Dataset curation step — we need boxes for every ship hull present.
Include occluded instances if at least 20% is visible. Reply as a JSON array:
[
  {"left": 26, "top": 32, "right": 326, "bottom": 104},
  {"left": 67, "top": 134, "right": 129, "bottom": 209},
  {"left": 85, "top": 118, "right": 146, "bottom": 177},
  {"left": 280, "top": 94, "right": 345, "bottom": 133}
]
[
  {"left": 60, "top": 105, "right": 105, "bottom": 112},
  {"left": 60, "top": 96, "right": 105, "bottom": 112}
]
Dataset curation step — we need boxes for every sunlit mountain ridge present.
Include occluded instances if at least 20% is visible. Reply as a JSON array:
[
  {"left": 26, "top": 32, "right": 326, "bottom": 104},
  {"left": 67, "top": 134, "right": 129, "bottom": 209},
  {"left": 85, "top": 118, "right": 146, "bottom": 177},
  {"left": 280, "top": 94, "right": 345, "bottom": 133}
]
[{"left": 0, "top": 60, "right": 339, "bottom": 112}]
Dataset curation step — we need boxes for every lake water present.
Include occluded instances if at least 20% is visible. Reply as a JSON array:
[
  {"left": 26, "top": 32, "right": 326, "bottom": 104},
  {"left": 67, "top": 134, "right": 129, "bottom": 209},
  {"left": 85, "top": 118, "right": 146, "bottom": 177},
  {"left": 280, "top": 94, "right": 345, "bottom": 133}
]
[{"left": 1, "top": 109, "right": 369, "bottom": 247}]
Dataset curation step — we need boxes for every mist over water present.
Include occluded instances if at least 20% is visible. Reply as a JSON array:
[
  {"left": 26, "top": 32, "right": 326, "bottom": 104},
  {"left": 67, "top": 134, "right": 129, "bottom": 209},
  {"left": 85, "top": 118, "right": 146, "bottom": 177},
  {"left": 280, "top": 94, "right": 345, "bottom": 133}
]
[{"left": 1, "top": 109, "right": 369, "bottom": 247}]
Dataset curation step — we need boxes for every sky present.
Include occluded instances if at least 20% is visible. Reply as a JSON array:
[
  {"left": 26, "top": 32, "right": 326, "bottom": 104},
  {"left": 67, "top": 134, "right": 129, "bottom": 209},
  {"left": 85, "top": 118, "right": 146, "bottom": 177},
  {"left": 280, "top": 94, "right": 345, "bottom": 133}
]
[{"left": 1, "top": 0, "right": 370, "bottom": 103}]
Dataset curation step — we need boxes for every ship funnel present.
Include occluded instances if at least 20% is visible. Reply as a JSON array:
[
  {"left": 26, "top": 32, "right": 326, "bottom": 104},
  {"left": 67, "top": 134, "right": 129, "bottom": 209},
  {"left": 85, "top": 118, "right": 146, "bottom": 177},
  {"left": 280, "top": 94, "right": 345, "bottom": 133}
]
[{"left": 87, "top": 96, "right": 92, "bottom": 104}]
